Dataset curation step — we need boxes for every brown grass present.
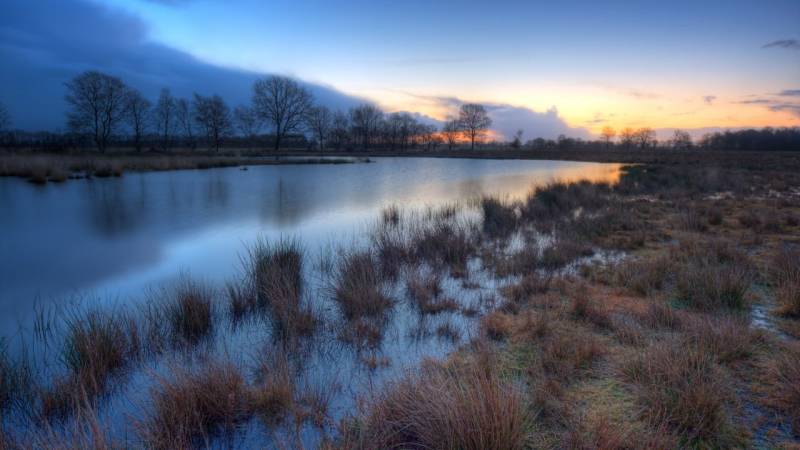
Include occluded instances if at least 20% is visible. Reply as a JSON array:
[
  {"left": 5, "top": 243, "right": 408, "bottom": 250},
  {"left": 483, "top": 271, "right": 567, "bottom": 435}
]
[
  {"left": 341, "top": 360, "right": 531, "bottom": 450},
  {"left": 333, "top": 250, "right": 393, "bottom": 320},
  {"left": 62, "top": 310, "right": 140, "bottom": 400},
  {"left": 759, "top": 342, "right": 800, "bottom": 435},
  {"left": 138, "top": 360, "right": 251, "bottom": 449},
  {"left": 481, "top": 311, "right": 514, "bottom": 340},
  {"left": 569, "top": 289, "right": 612, "bottom": 329},
  {"left": 251, "top": 349, "right": 295, "bottom": 424},
  {"left": 164, "top": 279, "right": 215, "bottom": 345},
  {"left": 481, "top": 196, "right": 517, "bottom": 239},
  {"left": 621, "top": 339, "right": 735, "bottom": 446},
  {"left": 771, "top": 247, "right": 800, "bottom": 317}
]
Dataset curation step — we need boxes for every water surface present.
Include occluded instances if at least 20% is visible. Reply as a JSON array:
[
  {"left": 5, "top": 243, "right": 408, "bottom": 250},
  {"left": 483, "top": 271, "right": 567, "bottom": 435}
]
[{"left": 0, "top": 157, "right": 622, "bottom": 333}]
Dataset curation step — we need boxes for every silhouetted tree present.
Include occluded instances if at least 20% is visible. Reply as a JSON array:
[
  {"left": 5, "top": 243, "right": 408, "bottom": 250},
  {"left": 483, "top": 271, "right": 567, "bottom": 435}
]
[
  {"left": 671, "top": 129, "right": 692, "bottom": 150},
  {"left": 64, "top": 71, "right": 128, "bottom": 152},
  {"left": 442, "top": 119, "right": 460, "bottom": 150},
  {"left": 193, "top": 94, "right": 232, "bottom": 152},
  {"left": 510, "top": 129, "right": 523, "bottom": 149},
  {"left": 252, "top": 75, "right": 313, "bottom": 150},
  {"left": 0, "top": 102, "right": 10, "bottom": 132},
  {"left": 349, "top": 104, "right": 383, "bottom": 149},
  {"left": 698, "top": 127, "right": 800, "bottom": 151},
  {"left": 619, "top": 127, "right": 635, "bottom": 148},
  {"left": 634, "top": 127, "right": 656, "bottom": 149},
  {"left": 330, "top": 111, "right": 350, "bottom": 150},
  {"left": 458, "top": 103, "right": 491, "bottom": 149},
  {"left": 175, "top": 98, "right": 196, "bottom": 150},
  {"left": 233, "top": 105, "right": 261, "bottom": 141},
  {"left": 600, "top": 126, "right": 616, "bottom": 149},
  {"left": 123, "top": 88, "right": 150, "bottom": 152},
  {"left": 154, "top": 88, "right": 176, "bottom": 150},
  {"left": 306, "top": 106, "right": 332, "bottom": 150}
]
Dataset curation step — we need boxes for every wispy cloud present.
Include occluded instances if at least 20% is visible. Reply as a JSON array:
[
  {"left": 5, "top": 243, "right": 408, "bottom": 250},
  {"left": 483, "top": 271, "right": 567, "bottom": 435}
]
[
  {"left": 736, "top": 98, "right": 773, "bottom": 105},
  {"left": 777, "top": 89, "right": 800, "bottom": 97},
  {"left": 762, "top": 39, "right": 800, "bottom": 50},
  {"left": 768, "top": 103, "right": 800, "bottom": 118},
  {"left": 703, "top": 95, "right": 717, "bottom": 105}
]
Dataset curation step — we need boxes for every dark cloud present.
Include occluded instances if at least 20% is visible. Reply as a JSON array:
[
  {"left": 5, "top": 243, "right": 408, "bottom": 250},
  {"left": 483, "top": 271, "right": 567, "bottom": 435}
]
[
  {"left": 778, "top": 89, "right": 800, "bottom": 97},
  {"left": 703, "top": 95, "right": 717, "bottom": 105},
  {"left": 736, "top": 99, "right": 773, "bottom": 104},
  {"left": 762, "top": 39, "right": 800, "bottom": 50},
  {"left": 768, "top": 103, "right": 800, "bottom": 118},
  {"left": 0, "top": 0, "right": 365, "bottom": 130}
]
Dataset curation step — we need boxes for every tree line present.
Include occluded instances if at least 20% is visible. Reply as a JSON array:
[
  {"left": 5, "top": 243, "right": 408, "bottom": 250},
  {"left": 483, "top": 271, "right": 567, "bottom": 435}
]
[
  {"left": 0, "top": 71, "right": 798, "bottom": 152},
  {"left": 0, "top": 71, "right": 493, "bottom": 153}
]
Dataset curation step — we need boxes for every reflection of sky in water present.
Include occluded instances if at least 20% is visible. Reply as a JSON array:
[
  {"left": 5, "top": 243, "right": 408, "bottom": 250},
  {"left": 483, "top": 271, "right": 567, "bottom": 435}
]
[{"left": 0, "top": 157, "right": 621, "bottom": 333}]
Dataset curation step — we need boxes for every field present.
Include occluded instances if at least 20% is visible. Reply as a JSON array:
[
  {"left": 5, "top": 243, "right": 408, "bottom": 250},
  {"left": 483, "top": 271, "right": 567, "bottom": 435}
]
[{"left": 1, "top": 151, "right": 800, "bottom": 448}]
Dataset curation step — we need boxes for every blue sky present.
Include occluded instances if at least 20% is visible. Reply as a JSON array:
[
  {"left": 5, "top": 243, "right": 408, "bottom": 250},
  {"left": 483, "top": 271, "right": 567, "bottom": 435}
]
[{"left": 1, "top": 0, "right": 798, "bottom": 136}]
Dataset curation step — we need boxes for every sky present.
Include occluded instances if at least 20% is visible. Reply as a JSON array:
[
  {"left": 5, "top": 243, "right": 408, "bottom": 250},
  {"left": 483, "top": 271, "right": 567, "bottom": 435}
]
[{"left": 1, "top": 0, "right": 799, "bottom": 139}]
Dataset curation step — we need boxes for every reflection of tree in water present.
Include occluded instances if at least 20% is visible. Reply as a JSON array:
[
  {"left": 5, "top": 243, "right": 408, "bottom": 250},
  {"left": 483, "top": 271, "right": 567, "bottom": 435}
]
[
  {"left": 86, "top": 178, "right": 150, "bottom": 237},
  {"left": 204, "top": 175, "right": 230, "bottom": 210}
]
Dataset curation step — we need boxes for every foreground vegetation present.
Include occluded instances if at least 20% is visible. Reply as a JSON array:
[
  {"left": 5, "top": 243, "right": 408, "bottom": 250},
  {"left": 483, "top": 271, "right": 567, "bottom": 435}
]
[{"left": 1, "top": 153, "right": 800, "bottom": 448}]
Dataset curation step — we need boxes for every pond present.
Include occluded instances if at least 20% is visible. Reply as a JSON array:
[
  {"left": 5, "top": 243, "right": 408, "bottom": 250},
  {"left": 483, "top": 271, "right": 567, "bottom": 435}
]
[
  {"left": 0, "top": 157, "right": 622, "bottom": 332},
  {"left": 0, "top": 157, "right": 624, "bottom": 446}
]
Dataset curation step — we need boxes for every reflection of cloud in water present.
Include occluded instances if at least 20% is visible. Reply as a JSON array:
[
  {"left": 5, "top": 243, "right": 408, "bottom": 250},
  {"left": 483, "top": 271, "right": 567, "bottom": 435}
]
[{"left": 0, "top": 158, "right": 623, "bottom": 333}]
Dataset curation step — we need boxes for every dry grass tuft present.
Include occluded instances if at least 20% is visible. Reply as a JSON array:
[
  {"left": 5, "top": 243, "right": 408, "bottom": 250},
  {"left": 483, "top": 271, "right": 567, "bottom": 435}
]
[
  {"left": 164, "top": 279, "right": 215, "bottom": 345},
  {"left": 481, "top": 311, "right": 514, "bottom": 340},
  {"left": 771, "top": 247, "right": 800, "bottom": 318},
  {"left": 621, "top": 339, "right": 734, "bottom": 446},
  {"left": 62, "top": 310, "right": 140, "bottom": 400},
  {"left": 251, "top": 349, "right": 295, "bottom": 424},
  {"left": 759, "top": 342, "right": 800, "bottom": 435},
  {"left": 569, "top": 289, "right": 611, "bottom": 329},
  {"left": 139, "top": 360, "right": 251, "bottom": 449},
  {"left": 333, "top": 250, "right": 393, "bottom": 320},
  {"left": 341, "top": 360, "right": 531, "bottom": 450},
  {"left": 481, "top": 196, "right": 517, "bottom": 239}
]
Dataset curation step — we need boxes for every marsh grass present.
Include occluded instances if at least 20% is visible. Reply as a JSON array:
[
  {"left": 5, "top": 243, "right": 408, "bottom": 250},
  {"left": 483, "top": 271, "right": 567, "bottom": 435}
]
[
  {"left": 164, "top": 279, "right": 215, "bottom": 345},
  {"left": 480, "top": 196, "right": 517, "bottom": 239},
  {"left": 771, "top": 247, "right": 800, "bottom": 317},
  {"left": 62, "top": 310, "right": 140, "bottom": 400},
  {"left": 139, "top": 360, "right": 251, "bottom": 449},
  {"left": 342, "top": 360, "right": 531, "bottom": 450},
  {"left": 759, "top": 343, "right": 800, "bottom": 435},
  {"left": 333, "top": 250, "right": 393, "bottom": 320},
  {"left": 621, "top": 339, "right": 735, "bottom": 446}
]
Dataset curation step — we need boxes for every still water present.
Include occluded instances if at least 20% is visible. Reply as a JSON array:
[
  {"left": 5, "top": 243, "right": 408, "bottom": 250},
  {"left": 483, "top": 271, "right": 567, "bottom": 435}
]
[{"left": 0, "top": 157, "right": 622, "bottom": 334}]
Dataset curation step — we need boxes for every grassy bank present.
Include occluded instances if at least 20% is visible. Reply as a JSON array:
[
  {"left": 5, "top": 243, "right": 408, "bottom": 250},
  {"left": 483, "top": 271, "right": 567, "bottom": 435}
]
[
  {"left": 0, "top": 151, "right": 366, "bottom": 184},
  {"left": 1, "top": 154, "right": 799, "bottom": 448}
]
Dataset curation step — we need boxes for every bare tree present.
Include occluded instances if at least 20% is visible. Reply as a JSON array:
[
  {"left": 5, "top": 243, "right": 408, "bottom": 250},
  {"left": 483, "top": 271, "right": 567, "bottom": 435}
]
[
  {"left": 619, "top": 127, "right": 635, "bottom": 148},
  {"left": 634, "top": 127, "right": 656, "bottom": 149},
  {"left": 252, "top": 76, "right": 312, "bottom": 151},
  {"left": 0, "top": 102, "right": 10, "bottom": 132},
  {"left": 0, "top": 102, "right": 10, "bottom": 147},
  {"left": 234, "top": 105, "right": 261, "bottom": 142},
  {"left": 193, "top": 94, "right": 232, "bottom": 152},
  {"left": 175, "top": 98, "right": 196, "bottom": 150},
  {"left": 671, "top": 129, "right": 692, "bottom": 150},
  {"left": 330, "top": 111, "right": 350, "bottom": 150},
  {"left": 458, "top": 103, "right": 492, "bottom": 150},
  {"left": 349, "top": 104, "right": 384, "bottom": 149},
  {"left": 510, "top": 129, "right": 523, "bottom": 149},
  {"left": 124, "top": 88, "right": 151, "bottom": 152},
  {"left": 154, "top": 88, "right": 176, "bottom": 150},
  {"left": 442, "top": 119, "right": 460, "bottom": 150},
  {"left": 64, "top": 71, "right": 128, "bottom": 153},
  {"left": 600, "top": 126, "right": 616, "bottom": 149},
  {"left": 306, "top": 106, "right": 332, "bottom": 150}
]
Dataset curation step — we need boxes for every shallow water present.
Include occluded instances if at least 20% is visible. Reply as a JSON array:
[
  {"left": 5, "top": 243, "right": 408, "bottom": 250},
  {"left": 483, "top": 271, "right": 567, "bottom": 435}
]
[
  {"left": 0, "top": 157, "right": 622, "bottom": 334},
  {"left": 0, "top": 157, "right": 625, "bottom": 445}
]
